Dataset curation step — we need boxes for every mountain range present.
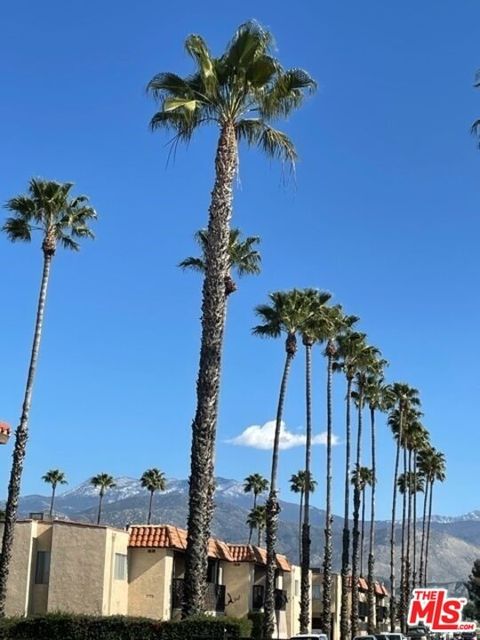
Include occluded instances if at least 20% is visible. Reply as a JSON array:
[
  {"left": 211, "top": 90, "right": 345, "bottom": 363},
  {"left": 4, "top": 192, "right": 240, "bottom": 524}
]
[{"left": 6, "top": 476, "right": 480, "bottom": 586}]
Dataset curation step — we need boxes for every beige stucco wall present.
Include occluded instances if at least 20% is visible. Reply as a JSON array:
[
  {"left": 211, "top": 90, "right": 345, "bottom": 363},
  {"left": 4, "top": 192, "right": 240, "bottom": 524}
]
[
  {"left": 128, "top": 547, "right": 173, "bottom": 620},
  {"left": 0, "top": 521, "right": 35, "bottom": 617},
  {"left": 101, "top": 529, "right": 129, "bottom": 615},
  {"left": 30, "top": 522, "right": 53, "bottom": 615},
  {"left": 222, "top": 562, "right": 253, "bottom": 618},
  {"left": 47, "top": 522, "right": 108, "bottom": 614},
  {"left": 285, "top": 564, "right": 306, "bottom": 637}
]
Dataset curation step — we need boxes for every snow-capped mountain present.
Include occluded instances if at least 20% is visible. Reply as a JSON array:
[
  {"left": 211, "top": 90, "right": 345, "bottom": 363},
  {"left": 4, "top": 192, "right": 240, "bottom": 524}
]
[{"left": 4, "top": 476, "right": 480, "bottom": 583}]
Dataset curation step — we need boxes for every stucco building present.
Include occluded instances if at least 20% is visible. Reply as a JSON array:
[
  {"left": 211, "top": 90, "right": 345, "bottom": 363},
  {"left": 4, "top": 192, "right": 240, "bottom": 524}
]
[
  {"left": 0, "top": 519, "right": 305, "bottom": 638},
  {"left": 0, "top": 518, "right": 129, "bottom": 617}
]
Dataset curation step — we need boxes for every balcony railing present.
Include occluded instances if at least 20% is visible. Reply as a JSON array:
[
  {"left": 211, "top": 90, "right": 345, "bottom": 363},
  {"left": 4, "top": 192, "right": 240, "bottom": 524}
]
[
  {"left": 376, "top": 605, "right": 388, "bottom": 622},
  {"left": 172, "top": 578, "right": 226, "bottom": 612},
  {"left": 359, "top": 601, "right": 369, "bottom": 618},
  {"left": 274, "top": 588, "right": 287, "bottom": 611},
  {"left": 251, "top": 586, "right": 287, "bottom": 611}
]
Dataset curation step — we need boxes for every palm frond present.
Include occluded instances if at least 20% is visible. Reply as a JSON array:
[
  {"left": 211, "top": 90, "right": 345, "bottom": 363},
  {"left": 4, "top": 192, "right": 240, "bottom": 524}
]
[
  {"left": 237, "top": 119, "right": 297, "bottom": 166},
  {"left": 178, "top": 256, "right": 205, "bottom": 272},
  {"left": 259, "top": 68, "right": 317, "bottom": 119},
  {"left": 185, "top": 35, "right": 218, "bottom": 98},
  {"left": 2, "top": 216, "right": 32, "bottom": 242}
]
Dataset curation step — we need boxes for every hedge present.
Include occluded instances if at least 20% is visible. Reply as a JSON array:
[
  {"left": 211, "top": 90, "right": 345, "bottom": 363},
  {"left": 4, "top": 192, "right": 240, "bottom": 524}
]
[{"left": 0, "top": 612, "right": 252, "bottom": 639}]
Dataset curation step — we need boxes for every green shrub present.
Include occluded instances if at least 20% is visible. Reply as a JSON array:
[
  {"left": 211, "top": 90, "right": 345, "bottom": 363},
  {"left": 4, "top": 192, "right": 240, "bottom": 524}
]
[
  {"left": 0, "top": 612, "right": 250, "bottom": 639},
  {"left": 247, "top": 612, "right": 264, "bottom": 640}
]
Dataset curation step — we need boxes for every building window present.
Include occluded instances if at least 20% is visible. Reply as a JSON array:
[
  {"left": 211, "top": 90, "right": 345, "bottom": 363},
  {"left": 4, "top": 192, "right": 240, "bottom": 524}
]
[
  {"left": 312, "top": 584, "right": 322, "bottom": 600},
  {"left": 295, "top": 580, "right": 299, "bottom": 597},
  {"left": 35, "top": 551, "right": 50, "bottom": 585},
  {"left": 114, "top": 553, "right": 127, "bottom": 580}
]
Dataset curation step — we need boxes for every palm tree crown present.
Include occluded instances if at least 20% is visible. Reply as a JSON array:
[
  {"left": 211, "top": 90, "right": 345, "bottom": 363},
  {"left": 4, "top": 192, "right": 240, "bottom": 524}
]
[
  {"left": 90, "top": 473, "right": 116, "bottom": 496},
  {"left": 180, "top": 228, "right": 261, "bottom": 277},
  {"left": 42, "top": 469, "right": 67, "bottom": 489},
  {"left": 147, "top": 20, "right": 316, "bottom": 163},
  {"left": 3, "top": 178, "right": 96, "bottom": 255},
  {"left": 140, "top": 468, "right": 167, "bottom": 493},
  {"left": 243, "top": 473, "right": 269, "bottom": 499}
]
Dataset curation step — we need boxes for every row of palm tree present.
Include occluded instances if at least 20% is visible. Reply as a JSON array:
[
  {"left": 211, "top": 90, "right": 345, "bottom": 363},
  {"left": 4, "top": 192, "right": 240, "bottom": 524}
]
[
  {"left": 248, "top": 286, "right": 447, "bottom": 638},
  {"left": 42, "top": 468, "right": 167, "bottom": 526}
]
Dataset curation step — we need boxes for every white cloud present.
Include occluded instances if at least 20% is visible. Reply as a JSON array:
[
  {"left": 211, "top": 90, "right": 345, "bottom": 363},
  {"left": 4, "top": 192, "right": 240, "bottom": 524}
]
[{"left": 227, "top": 420, "right": 340, "bottom": 451}]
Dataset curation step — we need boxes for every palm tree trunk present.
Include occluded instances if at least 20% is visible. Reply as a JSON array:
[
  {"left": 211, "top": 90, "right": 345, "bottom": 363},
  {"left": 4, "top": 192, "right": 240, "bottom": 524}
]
[
  {"left": 405, "top": 449, "right": 413, "bottom": 608},
  {"left": 300, "top": 341, "right": 313, "bottom": 633},
  {"left": 0, "top": 251, "right": 52, "bottom": 616},
  {"left": 184, "top": 121, "right": 237, "bottom": 618},
  {"left": 367, "top": 407, "right": 376, "bottom": 634},
  {"left": 258, "top": 527, "right": 262, "bottom": 547},
  {"left": 248, "top": 494, "right": 258, "bottom": 544},
  {"left": 299, "top": 490, "right": 304, "bottom": 566},
  {"left": 412, "top": 451, "right": 418, "bottom": 587},
  {"left": 148, "top": 490, "right": 154, "bottom": 525},
  {"left": 351, "top": 387, "right": 364, "bottom": 639},
  {"left": 49, "top": 485, "right": 56, "bottom": 518},
  {"left": 360, "top": 486, "right": 366, "bottom": 576},
  {"left": 424, "top": 480, "right": 434, "bottom": 587},
  {"left": 263, "top": 337, "right": 295, "bottom": 640},
  {"left": 321, "top": 347, "right": 335, "bottom": 639},
  {"left": 399, "top": 448, "right": 407, "bottom": 633},
  {"left": 341, "top": 376, "right": 353, "bottom": 640},
  {"left": 419, "top": 480, "right": 429, "bottom": 587},
  {"left": 389, "top": 408, "right": 403, "bottom": 632},
  {"left": 97, "top": 492, "right": 104, "bottom": 525}
]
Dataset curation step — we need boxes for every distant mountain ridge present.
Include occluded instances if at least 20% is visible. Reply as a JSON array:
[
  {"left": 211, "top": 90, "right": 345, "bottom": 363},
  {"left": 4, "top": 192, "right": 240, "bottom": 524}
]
[{"left": 4, "top": 476, "right": 480, "bottom": 583}]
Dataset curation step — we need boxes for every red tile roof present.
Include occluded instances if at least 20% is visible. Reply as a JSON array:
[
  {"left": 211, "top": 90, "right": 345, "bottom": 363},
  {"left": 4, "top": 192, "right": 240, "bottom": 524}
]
[
  {"left": 227, "top": 544, "right": 291, "bottom": 572},
  {"left": 128, "top": 525, "right": 233, "bottom": 562},
  {"left": 0, "top": 422, "right": 10, "bottom": 435},
  {"left": 345, "top": 576, "right": 389, "bottom": 596}
]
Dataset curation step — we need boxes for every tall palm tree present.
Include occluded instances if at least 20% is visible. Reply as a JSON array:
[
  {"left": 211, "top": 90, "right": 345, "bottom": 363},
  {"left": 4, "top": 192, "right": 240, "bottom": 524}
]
[
  {"left": 404, "top": 422, "right": 428, "bottom": 597},
  {"left": 90, "top": 474, "right": 116, "bottom": 525},
  {"left": 388, "top": 384, "right": 421, "bottom": 632},
  {"left": 298, "top": 289, "right": 333, "bottom": 633},
  {"left": 148, "top": 22, "right": 316, "bottom": 619},
  {"left": 351, "top": 466, "right": 374, "bottom": 577},
  {"left": 334, "top": 330, "right": 371, "bottom": 640},
  {"left": 140, "top": 468, "right": 167, "bottom": 525},
  {"left": 247, "top": 505, "right": 267, "bottom": 547},
  {"left": 290, "top": 471, "right": 317, "bottom": 568},
  {"left": 350, "top": 351, "right": 382, "bottom": 639},
  {"left": 364, "top": 376, "right": 395, "bottom": 633},
  {"left": 310, "top": 305, "right": 353, "bottom": 639},
  {"left": 244, "top": 474, "right": 269, "bottom": 542},
  {"left": 179, "top": 227, "right": 261, "bottom": 295},
  {"left": 42, "top": 469, "right": 68, "bottom": 517},
  {"left": 253, "top": 289, "right": 315, "bottom": 639},
  {"left": 0, "top": 179, "right": 96, "bottom": 616},
  {"left": 418, "top": 448, "right": 446, "bottom": 586},
  {"left": 408, "top": 427, "right": 429, "bottom": 588}
]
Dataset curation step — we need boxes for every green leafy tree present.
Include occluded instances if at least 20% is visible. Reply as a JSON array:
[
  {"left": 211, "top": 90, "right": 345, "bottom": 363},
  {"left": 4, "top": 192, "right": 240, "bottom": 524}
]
[
  {"left": 42, "top": 469, "right": 68, "bottom": 517},
  {"left": 91, "top": 474, "right": 116, "bottom": 525},
  {"left": 147, "top": 22, "right": 315, "bottom": 621},
  {"left": 253, "top": 289, "right": 316, "bottom": 638},
  {"left": 179, "top": 228, "right": 261, "bottom": 295},
  {"left": 0, "top": 179, "right": 96, "bottom": 616},
  {"left": 465, "top": 559, "right": 480, "bottom": 620},
  {"left": 140, "top": 468, "right": 167, "bottom": 525}
]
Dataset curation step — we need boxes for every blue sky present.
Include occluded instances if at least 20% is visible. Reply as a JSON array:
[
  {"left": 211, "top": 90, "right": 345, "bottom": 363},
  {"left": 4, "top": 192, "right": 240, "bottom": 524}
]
[{"left": 0, "top": 1, "right": 478, "bottom": 520}]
